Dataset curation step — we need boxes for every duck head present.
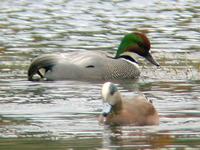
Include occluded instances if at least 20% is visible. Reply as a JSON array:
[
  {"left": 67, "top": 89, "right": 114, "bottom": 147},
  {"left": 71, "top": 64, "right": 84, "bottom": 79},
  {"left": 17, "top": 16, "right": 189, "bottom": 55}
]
[
  {"left": 116, "top": 32, "right": 159, "bottom": 66},
  {"left": 101, "top": 82, "right": 122, "bottom": 117}
]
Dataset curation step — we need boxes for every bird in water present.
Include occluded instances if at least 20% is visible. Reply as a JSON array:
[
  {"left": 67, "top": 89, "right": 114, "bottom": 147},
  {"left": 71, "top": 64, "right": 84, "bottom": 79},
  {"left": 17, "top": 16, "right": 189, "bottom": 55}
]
[
  {"left": 28, "top": 32, "right": 159, "bottom": 81},
  {"left": 99, "top": 82, "right": 159, "bottom": 126}
]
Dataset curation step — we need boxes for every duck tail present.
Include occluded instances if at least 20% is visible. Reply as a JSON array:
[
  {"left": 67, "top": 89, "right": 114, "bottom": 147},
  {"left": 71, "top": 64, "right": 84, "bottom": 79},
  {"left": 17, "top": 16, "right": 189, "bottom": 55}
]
[{"left": 28, "top": 54, "right": 58, "bottom": 81}]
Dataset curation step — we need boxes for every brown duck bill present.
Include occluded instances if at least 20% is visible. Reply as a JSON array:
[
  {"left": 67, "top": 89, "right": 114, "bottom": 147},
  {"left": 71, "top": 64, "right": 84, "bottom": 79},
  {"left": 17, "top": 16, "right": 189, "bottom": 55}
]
[{"left": 145, "top": 53, "right": 160, "bottom": 66}]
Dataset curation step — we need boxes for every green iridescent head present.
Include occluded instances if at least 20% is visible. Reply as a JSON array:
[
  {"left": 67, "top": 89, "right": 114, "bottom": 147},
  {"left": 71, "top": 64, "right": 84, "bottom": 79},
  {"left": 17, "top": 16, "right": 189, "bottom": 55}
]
[{"left": 116, "top": 32, "right": 159, "bottom": 66}]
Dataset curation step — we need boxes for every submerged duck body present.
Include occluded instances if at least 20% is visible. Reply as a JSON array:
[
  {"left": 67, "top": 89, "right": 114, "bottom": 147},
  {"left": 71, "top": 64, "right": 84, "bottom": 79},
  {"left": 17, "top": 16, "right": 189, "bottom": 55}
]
[
  {"left": 99, "top": 82, "right": 159, "bottom": 126},
  {"left": 28, "top": 32, "right": 159, "bottom": 81}
]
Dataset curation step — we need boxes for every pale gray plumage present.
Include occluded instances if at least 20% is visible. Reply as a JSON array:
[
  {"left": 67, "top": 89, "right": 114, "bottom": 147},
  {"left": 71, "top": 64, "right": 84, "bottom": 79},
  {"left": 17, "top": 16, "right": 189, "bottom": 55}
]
[
  {"left": 28, "top": 32, "right": 159, "bottom": 81},
  {"left": 28, "top": 51, "right": 140, "bottom": 81}
]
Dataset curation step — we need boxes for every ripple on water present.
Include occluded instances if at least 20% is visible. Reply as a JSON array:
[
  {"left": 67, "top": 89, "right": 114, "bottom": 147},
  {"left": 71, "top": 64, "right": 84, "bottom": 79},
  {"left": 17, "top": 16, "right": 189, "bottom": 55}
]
[{"left": 0, "top": 0, "right": 200, "bottom": 149}]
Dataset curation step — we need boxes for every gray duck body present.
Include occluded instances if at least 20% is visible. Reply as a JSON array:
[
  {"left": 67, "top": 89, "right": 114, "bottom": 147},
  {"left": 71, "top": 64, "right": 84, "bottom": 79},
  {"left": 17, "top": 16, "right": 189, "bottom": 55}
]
[{"left": 28, "top": 51, "right": 140, "bottom": 81}]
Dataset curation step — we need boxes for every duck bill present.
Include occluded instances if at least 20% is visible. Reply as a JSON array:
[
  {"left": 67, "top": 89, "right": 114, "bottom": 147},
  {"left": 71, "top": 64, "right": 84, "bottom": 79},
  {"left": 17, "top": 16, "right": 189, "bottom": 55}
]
[
  {"left": 102, "top": 103, "right": 112, "bottom": 117},
  {"left": 145, "top": 53, "right": 160, "bottom": 66}
]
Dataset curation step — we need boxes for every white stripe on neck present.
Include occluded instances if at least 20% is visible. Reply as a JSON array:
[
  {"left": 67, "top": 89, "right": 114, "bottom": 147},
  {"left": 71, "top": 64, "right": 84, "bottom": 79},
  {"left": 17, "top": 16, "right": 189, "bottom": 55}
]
[{"left": 119, "top": 52, "right": 139, "bottom": 68}]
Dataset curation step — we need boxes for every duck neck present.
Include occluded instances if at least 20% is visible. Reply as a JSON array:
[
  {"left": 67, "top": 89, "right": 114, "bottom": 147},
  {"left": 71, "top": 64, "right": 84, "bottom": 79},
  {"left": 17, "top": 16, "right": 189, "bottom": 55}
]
[
  {"left": 116, "top": 52, "right": 138, "bottom": 64},
  {"left": 116, "top": 41, "right": 134, "bottom": 58},
  {"left": 116, "top": 33, "right": 142, "bottom": 58},
  {"left": 112, "top": 94, "right": 123, "bottom": 115}
]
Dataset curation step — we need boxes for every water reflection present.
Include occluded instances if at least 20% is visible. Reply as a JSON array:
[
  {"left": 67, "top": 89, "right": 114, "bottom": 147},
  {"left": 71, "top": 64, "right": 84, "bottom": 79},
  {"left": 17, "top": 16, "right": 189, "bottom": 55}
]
[
  {"left": 110, "top": 124, "right": 200, "bottom": 149},
  {"left": 101, "top": 125, "right": 190, "bottom": 149}
]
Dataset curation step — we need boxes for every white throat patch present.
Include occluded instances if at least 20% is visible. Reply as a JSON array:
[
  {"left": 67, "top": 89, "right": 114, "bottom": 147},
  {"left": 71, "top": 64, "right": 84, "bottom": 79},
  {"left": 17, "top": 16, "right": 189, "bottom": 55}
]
[{"left": 120, "top": 52, "right": 139, "bottom": 69}]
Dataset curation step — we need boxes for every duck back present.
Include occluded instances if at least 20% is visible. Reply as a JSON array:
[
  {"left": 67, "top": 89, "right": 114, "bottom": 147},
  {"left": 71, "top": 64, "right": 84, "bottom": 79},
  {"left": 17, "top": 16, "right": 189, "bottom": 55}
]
[{"left": 28, "top": 51, "right": 140, "bottom": 81}]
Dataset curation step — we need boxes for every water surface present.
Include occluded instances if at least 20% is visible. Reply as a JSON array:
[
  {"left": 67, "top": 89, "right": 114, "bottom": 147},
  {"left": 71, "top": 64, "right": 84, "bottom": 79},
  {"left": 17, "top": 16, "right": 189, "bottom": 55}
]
[{"left": 0, "top": 0, "right": 200, "bottom": 149}]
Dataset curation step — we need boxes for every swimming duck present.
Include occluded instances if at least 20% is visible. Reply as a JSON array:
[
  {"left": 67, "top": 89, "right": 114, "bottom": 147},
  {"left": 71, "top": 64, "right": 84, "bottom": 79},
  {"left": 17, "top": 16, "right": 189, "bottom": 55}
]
[
  {"left": 28, "top": 32, "right": 159, "bottom": 81},
  {"left": 99, "top": 82, "right": 159, "bottom": 126}
]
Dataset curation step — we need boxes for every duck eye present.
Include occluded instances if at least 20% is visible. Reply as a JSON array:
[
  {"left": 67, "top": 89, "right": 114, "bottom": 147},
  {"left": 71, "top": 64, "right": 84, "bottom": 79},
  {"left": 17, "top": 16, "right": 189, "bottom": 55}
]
[
  {"left": 110, "top": 85, "right": 118, "bottom": 95},
  {"left": 110, "top": 90, "right": 115, "bottom": 95}
]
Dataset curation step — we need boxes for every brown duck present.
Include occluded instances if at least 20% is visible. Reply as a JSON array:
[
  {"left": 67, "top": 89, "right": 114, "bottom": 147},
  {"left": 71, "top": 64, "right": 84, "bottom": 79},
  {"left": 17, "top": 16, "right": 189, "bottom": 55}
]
[{"left": 99, "top": 82, "right": 159, "bottom": 126}]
